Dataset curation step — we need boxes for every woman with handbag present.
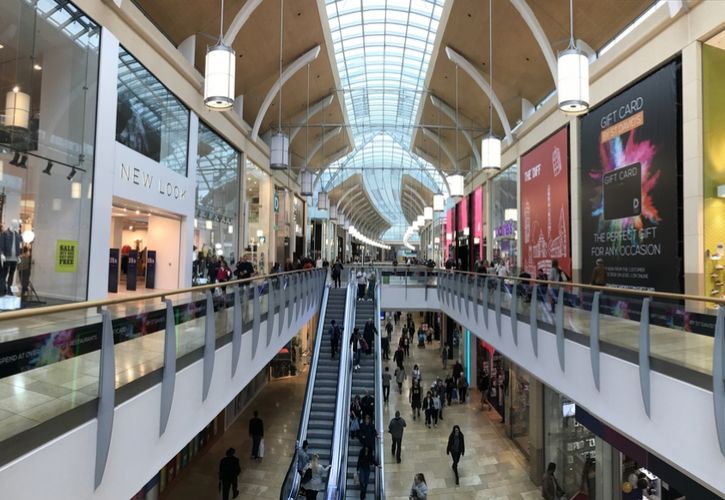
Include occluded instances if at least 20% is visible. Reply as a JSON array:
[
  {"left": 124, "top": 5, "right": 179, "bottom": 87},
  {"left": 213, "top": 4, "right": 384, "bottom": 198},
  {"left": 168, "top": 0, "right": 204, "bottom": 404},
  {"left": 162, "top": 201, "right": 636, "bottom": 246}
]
[{"left": 301, "top": 454, "right": 330, "bottom": 500}]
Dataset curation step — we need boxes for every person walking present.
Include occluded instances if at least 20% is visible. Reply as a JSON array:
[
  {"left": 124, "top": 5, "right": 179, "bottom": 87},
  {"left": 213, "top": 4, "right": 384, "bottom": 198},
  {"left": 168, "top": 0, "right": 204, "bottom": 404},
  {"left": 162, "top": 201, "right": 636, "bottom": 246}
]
[
  {"left": 409, "top": 473, "right": 428, "bottom": 499},
  {"left": 301, "top": 454, "right": 331, "bottom": 500},
  {"left": 358, "top": 414, "right": 378, "bottom": 450},
  {"left": 452, "top": 360, "right": 463, "bottom": 384},
  {"left": 542, "top": 462, "right": 565, "bottom": 500},
  {"left": 394, "top": 345, "right": 405, "bottom": 370},
  {"left": 436, "top": 378, "right": 446, "bottom": 421},
  {"left": 296, "top": 440, "right": 310, "bottom": 474},
  {"left": 457, "top": 375, "right": 469, "bottom": 404},
  {"left": 383, "top": 320, "right": 393, "bottom": 360},
  {"left": 445, "top": 374, "right": 455, "bottom": 406},
  {"left": 403, "top": 333, "right": 410, "bottom": 357},
  {"left": 432, "top": 391, "right": 441, "bottom": 427},
  {"left": 218, "top": 448, "right": 241, "bottom": 500},
  {"left": 388, "top": 410, "right": 406, "bottom": 463},
  {"left": 446, "top": 425, "right": 465, "bottom": 485},
  {"left": 356, "top": 444, "right": 378, "bottom": 499},
  {"left": 363, "top": 318, "right": 377, "bottom": 355},
  {"left": 332, "top": 258, "right": 344, "bottom": 288},
  {"left": 409, "top": 379, "right": 422, "bottom": 421},
  {"left": 395, "top": 365, "right": 407, "bottom": 394},
  {"left": 411, "top": 364, "right": 422, "bottom": 384},
  {"left": 441, "top": 344, "right": 449, "bottom": 369},
  {"left": 330, "top": 320, "right": 340, "bottom": 359},
  {"left": 548, "top": 259, "right": 568, "bottom": 313},
  {"left": 478, "top": 370, "right": 491, "bottom": 410},
  {"left": 351, "top": 327, "right": 362, "bottom": 370},
  {"left": 382, "top": 366, "right": 392, "bottom": 403},
  {"left": 590, "top": 258, "right": 607, "bottom": 286},
  {"left": 423, "top": 391, "right": 436, "bottom": 428},
  {"left": 248, "top": 410, "right": 264, "bottom": 460},
  {"left": 356, "top": 271, "right": 367, "bottom": 300}
]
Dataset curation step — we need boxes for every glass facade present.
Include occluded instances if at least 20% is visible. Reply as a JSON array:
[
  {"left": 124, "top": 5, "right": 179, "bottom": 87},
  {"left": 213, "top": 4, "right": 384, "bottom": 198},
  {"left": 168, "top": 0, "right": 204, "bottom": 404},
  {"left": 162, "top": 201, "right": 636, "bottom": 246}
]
[
  {"left": 491, "top": 164, "right": 518, "bottom": 270},
  {"left": 244, "top": 158, "right": 271, "bottom": 274},
  {"left": 116, "top": 47, "right": 189, "bottom": 176},
  {"left": 0, "top": 0, "right": 99, "bottom": 305},
  {"left": 193, "top": 122, "right": 239, "bottom": 281}
]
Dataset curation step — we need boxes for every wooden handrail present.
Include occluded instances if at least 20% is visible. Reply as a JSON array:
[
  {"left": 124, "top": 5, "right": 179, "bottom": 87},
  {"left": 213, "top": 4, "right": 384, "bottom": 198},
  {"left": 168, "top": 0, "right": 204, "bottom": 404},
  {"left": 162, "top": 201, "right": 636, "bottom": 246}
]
[{"left": 0, "top": 268, "right": 314, "bottom": 322}]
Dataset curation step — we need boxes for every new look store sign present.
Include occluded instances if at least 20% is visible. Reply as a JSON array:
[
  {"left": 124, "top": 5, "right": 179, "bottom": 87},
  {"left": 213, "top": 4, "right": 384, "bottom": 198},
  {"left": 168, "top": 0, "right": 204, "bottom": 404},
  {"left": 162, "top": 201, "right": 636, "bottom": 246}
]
[{"left": 113, "top": 143, "right": 192, "bottom": 215}]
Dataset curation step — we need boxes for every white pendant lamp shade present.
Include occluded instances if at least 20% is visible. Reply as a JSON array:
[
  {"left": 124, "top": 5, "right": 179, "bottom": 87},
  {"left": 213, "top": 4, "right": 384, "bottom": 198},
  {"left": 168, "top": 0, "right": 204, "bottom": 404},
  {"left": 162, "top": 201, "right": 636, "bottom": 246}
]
[
  {"left": 298, "top": 169, "right": 313, "bottom": 196},
  {"left": 447, "top": 174, "right": 464, "bottom": 198},
  {"left": 329, "top": 203, "right": 338, "bottom": 221},
  {"left": 204, "top": 44, "right": 236, "bottom": 110},
  {"left": 416, "top": 215, "right": 425, "bottom": 227},
  {"left": 433, "top": 193, "right": 445, "bottom": 211},
  {"left": 5, "top": 89, "right": 30, "bottom": 129},
  {"left": 481, "top": 133, "right": 501, "bottom": 171},
  {"left": 424, "top": 206, "right": 433, "bottom": 220},
  {"left": 317, "top": 190, "right": 329, "bottom": 210},
  {"left": 338, "top": 213, "right": 347, "bottom": 227},
  {"left": 270, "top": 131, "right": 290, "bottom": 170},
  {"left": 557, "top": 48, "right": 589, "bottom": 115},
  {"left": 348, "top": 225, "right": 356, "bottom": 235}
]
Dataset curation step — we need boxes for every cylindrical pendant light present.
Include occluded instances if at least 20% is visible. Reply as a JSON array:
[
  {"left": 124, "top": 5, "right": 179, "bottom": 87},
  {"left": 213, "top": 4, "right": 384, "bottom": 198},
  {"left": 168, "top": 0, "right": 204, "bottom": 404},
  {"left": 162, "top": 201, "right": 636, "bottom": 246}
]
[
  {"left": 424, "top": 206, "right": 433, "bottom": 220},
  {"left": 433, "top": 193, "right": 445, "bottom": 211},
  {"left": 298, "top": 169, "right": 313, "bottom": 196},
  {"left": 270, "top": 131, "right": 289, "bottom": 170},
  {"left": 447, "top": 174, "right": 464, "bottom": 198},
  {"left": 481, "top": 133, "right": 501, "bottom": 171},
  {"left": 317, "top": 190, "right": 329, "bottom": 210},
  {"left": 5, "top": 88, "right": 30, "bottom": 129},
  {"left": 416, "top": 215, "right": 425, "bottom": 227},
  {"left": 329, "top": 203, "right": 338, "bottom": 221},
  {"left": 558, "top": 0, "right": 589, "bottom": 115},
  {"left": 204, "top": 1, "right": 235, "bottom": 110}
]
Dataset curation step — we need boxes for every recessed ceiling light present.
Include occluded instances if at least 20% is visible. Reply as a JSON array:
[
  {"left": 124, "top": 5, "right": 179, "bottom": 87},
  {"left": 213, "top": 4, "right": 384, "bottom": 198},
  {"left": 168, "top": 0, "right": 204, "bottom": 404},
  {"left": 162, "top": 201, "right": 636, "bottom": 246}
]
[
  {"left": 0, "top": 43, "right": 4, "bottom": 49},
  {"left": 33, "top": 64, "right": 42, "bottom": 71}
]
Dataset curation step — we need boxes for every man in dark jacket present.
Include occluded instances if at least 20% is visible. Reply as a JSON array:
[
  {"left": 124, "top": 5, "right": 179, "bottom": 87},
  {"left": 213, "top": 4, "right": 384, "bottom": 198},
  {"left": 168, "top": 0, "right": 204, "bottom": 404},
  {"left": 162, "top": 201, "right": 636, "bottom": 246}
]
[
  {"left": 388, "top": 411, "right": 407, "bottom": 463},
  {"left": 248, "top": 410, "right": 264, "bottom": 460},
  {"left": 446, "top": 425, "right": 465, "bottom": 485},
  {"left": 219, "top": 447, "right": 241, "bottom": 500},
  {"left": 363, "top": 319, "right": 377, "bottom": 355},
  {"left": 361, "top": 389, "right": 375, "bottom": 419},
  {"left": 330, "top": 320, "right": 340, "bottom": 359},
  {"left": 358, "top": 414, "right": 377, "bottom": 449}
]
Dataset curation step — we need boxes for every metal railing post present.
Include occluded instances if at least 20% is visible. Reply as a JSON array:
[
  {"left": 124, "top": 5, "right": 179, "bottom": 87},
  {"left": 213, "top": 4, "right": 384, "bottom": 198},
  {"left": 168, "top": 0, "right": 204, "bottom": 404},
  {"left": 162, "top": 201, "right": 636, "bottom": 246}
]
[
  {"left": 94, "top": 309, "right": 115, "bottom": 489},
  {"left": 639, "top": 297, "right": 651, "bottom": 417},
  {"left": 160, "top": 299, "right": 176, "bottom": 436},
  {"left": 590, "top": 292, "right": 601, "bottom": 391},
  {"left": 202, "top": 290, "right": 216, "bottom": 401},
  {"left": 529, "top": 284, "right": 538, "bottom": 357},
  {"left": 555, "top": 288, "right": 565, "bottom": 373},
  {"left": 495, "top": 278, "right": 502, "bottom": 335},
  {"left": 511, "top": 283, "right": 518, "bottom": 345}
]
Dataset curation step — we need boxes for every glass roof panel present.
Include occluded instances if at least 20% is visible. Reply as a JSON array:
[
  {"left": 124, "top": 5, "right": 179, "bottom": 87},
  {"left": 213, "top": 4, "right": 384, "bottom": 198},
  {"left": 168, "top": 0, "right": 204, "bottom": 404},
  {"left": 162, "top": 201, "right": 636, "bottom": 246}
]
[{"left": 324, "top": 0, "right": 447, "bottom": 241}]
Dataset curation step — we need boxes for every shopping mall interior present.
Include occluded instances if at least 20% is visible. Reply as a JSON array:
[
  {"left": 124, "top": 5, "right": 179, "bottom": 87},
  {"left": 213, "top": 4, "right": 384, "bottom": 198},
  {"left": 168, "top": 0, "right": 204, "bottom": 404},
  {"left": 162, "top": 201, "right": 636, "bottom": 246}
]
[{"left": 1, "top": 0, "right": 724, "bottom": 499}]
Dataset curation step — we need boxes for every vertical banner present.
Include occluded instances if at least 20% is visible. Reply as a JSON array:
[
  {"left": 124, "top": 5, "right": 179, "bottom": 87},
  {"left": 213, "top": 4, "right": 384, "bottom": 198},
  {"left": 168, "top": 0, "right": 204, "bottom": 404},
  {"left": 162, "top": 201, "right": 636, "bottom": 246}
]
[
  {"left": 127, "top": 250, "right": 138, "bottom": 291},
  {"left": 146, "top": 250, "right": 156, "bottom": 289},
  {"left": 445, "top": 208, "right": 454, "bottom": 262},
  {"left": 580, "top": 61, "right": 682, "bottom": 292},
  {"left": 108, "top": 248, "right": 119, "bottom": 293},
  {"left": 473, "top": 186, "right": 484, "bottom": 262},
  {"left": 521, "top": 127, "right": 571, "bottom": 277}
]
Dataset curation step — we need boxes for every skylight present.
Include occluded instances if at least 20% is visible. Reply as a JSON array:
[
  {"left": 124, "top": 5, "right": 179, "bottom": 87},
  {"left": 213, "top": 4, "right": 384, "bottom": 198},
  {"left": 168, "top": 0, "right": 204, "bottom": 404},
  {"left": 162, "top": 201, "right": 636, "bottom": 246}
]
[{"left": 323, "top": 0, "right": 447, "bottom": 241}]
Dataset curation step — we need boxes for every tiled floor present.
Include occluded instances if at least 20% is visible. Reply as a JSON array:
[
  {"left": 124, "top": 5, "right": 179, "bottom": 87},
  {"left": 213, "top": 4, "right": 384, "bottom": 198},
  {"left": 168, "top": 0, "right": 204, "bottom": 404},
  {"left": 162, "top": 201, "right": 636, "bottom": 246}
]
[
  {"left": 381, "top": 313, "right": 540, "bottom": 500},
  {"left": 164, "top": 373, "right": 307, "bottom": 500}
]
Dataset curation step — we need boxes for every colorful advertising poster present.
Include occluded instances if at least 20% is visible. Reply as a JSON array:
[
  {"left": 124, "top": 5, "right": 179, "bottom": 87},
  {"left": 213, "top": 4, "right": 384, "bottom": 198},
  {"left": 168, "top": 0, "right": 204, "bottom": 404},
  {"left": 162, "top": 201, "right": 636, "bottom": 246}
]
[
  {"left": 457, "top": 196, "right": 469, "bottom": 235},
  {"left": 580, "top": 60, "right": 682, "bottom": 292},
  {"left": 521, "top": 127, "right": 570, "bottom": 277},
  {"left": 445, "top": 208, "right": 454, "bottom": 261},
  {"left": 55, "top": 240, "right": 78, "bottom": 273},
  {"left": 473, "top": 186, "right": 484, "bottom": 262}
]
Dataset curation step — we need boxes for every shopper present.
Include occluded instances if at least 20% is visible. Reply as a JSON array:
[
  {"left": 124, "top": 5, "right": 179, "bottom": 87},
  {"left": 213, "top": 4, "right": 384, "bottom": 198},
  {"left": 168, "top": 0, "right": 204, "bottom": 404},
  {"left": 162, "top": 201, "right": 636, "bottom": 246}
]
[
  {"left": 382, "top": 366, "right": 392, "bottom": 403},
  {"left": 356, "top": 271, "right": 367, "bottom": 300},
  {"left": 296, "top": 440, "right": 310, "bottom": 474},
  {"left": 351, "top": 327, "right": 362, "bottom": 370},
  {"left": 423, "top": 391, "right": 437, "bottom": 428},
  {"left": 395, "top": 365, "right": 407, "bottom": 394},
  {"left": 330, "top": 320, "right": 340, "bottom": 359},
  {"left": 548, "top": 259, "right": 568, "bottom": 313},
  {"left": 445, "top": 374, "right": 456, "bottom": 406},
  {"left": 436, "top": 378, "right": 446, "bottom": 421},
  {"left": 358, "top": 414, "right": 377, "bottom": 450},
  {"left": 457, "top": 375, "right": 469, "bottom": 404},
  {"left": 356, "top": 444, "right": 378, "bottom": 500},
  {"left": 301, "top": 454, "right": 331, "bottom": 500},
  {"left": 388, "top": 410, "right": 406, "bottom": 463},
  {"left": 394, "top": 346, "right": 405, "bottom": 370},
  {"left": 332, "top": 258, "right": 344, "bottom": 288},
  {"left": 411, "top": 364, "right": 422, "bottom": 384},
  {"left": 478, "top": 370, "right": 491, "bottom": 410},
  {"left": 363, "top": 318, "right": 377, "bottom": 355},
  {"left": 383, "top": 320, "right": 393, "bottom": 359},
  {"left": 542, "top": 462, "right": 565, "bottom": 500},
  {"left": 441, "top": 344, "right": 449, "bottom": 369},
  {"left": 409, "top": 379, "right": 422, "bottom": 421},
  {"left": 452, "top": 360, "right": 463, "bottom": 384},
  {"left": 590, "top": 258, "right": 607, "bottom": 286},
  {"left": 361, "top": 389, "right": 375, "bottom": 420},
  {"left": 409, "top": 473, "right": 428, "bottom": 499},
  {"left": 446, "top": 425, "right": 465, "bottom": 485},
  {"left": 248, "top": 410, "right": 264, "bottom": 460},
  {"left": 218, "top": 448, "right": 241, "bottom": 500}
]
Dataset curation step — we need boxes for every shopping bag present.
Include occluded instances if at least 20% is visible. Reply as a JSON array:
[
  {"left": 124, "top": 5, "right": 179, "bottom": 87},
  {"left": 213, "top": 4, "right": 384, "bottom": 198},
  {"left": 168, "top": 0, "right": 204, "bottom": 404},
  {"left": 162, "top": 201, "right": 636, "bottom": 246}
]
[{"left": 258, "top": 438, "right": 265, "bottom": 458}]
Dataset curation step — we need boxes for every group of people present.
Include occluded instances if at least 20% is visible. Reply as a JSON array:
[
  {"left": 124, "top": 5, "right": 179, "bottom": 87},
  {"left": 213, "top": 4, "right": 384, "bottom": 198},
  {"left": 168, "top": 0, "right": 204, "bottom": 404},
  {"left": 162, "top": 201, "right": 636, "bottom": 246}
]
[
  {"left": 216, "top": 410, "right": 265, "bottom": 500},
  {"left": 355, "top": 269, "right": 377, "bottom": 300},
  {"left": 349, "top": 318, "right": 378, "bottom": 370}
]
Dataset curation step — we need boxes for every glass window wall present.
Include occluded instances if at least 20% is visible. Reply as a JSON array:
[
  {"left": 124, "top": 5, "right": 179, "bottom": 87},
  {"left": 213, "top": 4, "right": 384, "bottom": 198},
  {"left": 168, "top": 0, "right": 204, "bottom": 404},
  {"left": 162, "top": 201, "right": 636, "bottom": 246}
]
[
  {"left": 244, "top": 159, "right": 271, "bottom": 274},
  {"left": 0, "top": 0, "right": 99, "bottom": 306},
  {"left": 491, "top": 164, "right": 518, "bottom": 271}
]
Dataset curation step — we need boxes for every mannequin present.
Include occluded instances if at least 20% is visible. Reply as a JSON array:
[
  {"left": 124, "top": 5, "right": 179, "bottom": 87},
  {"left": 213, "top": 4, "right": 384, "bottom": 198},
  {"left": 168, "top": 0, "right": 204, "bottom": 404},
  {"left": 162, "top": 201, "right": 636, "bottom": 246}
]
[{"left": 0, "top": 220, "right": 22, "bottom": 295}]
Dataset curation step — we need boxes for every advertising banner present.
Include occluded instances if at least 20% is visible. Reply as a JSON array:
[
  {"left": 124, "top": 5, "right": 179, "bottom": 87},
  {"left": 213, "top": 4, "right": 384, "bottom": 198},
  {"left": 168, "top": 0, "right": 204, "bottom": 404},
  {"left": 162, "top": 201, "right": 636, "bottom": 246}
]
[
  {"left": 55, "top": 240, "right": 78, "bottom": 273},
  {"left": 580, "top": 60, "right": 681, "bottom": 292},
  {"left": 146, "top": 250, "right": 156, "bottom": 289},
  {"left": 457, "top": 196, "right": 469, "bottom": 235},
  {"left": 521, "top": 127, "right": 570, "bottom": 277},
  {"left": 473, "top": 186, "right": 484, "bottom": 262},
  {"left": 108, "top": 248, "right": 119, "bottom": 293}
]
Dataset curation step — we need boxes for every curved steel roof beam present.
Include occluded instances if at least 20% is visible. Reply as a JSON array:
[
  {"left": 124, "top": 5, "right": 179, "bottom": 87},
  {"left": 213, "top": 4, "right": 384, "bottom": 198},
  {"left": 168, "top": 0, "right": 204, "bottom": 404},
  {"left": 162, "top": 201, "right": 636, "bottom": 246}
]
[
  {"left": 222, "top": 0, "right": 264, "bottom": 46},
  {"left": 305, "top": 126, "right": 343, "bottom": 165},
  {"left": 508, "top": 0, "right": 557, "bottom": 83},
  {"left": 289, "top": 94, "right": 335, "bottom": 143},
  {"left": 429, "top": 94, "right": 481, "bottom": 167}
]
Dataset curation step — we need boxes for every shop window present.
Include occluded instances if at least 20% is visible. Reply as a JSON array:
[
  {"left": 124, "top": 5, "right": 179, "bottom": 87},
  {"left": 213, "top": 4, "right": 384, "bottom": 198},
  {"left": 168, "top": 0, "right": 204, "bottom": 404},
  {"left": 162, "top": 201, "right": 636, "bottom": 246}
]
[
  {"left": 244, "top": 159, "right": 271, "bottom": 274},
  {"left": 491, "top": 164, "right": 518, "bottom": 270},
  {"left": 0, "top": 0, "right": 99, "bottom": 306},
  {"left": 116, "top": 47, "right": 189, "bottom": 176},
  {"left": 193, "top": 122, "right": 239, "bottom": 284}
]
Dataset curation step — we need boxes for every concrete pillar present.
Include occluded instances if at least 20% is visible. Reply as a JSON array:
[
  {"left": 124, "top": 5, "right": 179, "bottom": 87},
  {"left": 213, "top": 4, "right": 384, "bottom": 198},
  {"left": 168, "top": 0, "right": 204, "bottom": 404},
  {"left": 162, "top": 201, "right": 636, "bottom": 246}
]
[{"left": 528, "top": 378, "right": 545, "bottom": 486}]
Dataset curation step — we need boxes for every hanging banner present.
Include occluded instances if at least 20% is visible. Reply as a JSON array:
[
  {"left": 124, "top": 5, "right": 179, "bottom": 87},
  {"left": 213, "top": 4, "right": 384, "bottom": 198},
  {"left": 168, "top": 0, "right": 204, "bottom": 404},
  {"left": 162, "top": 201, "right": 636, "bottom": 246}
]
[
  {"left": 108, "top": 248, "right": 120, "bottom": 293},
  {"left": 473, "top": 186, "right": 484, "bottom": 262},
  {"left": 146, "top": 250, "right": 157, "bottom": 289},
  {"left": 521, "top": 126, "right": 571, "bottom": 277},
  {"left": 126, "top": 250, "right": 138, "bottom": 291},
  {"left": 580, "top": 60, "right": 682, "bottom": 292},
  {"left": 457, "top": 196, "right": 469, "bottom": 236}
]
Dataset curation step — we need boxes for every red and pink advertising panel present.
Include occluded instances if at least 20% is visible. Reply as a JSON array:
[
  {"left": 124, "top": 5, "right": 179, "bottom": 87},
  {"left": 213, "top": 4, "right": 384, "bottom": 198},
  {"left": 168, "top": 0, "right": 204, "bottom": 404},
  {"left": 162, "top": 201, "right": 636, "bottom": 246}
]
[
  {"left": 444, "top": 208, "right": 454, "bottom": 261},
  {"left": 473, "top": 185, "right": 484, "bottom": 262},
  {"left": 520, "top": 126, "right": 571, "bottom": 277},
  {"left": 456, "top": 196, "right": 469, "bottom": 235}
]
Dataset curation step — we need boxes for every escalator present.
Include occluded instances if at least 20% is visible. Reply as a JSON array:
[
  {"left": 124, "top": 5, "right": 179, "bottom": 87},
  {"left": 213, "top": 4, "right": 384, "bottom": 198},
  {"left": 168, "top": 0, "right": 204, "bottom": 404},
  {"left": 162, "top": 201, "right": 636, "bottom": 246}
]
[{"left": 280, "top": 286, "right": 348, "bottom": 499}]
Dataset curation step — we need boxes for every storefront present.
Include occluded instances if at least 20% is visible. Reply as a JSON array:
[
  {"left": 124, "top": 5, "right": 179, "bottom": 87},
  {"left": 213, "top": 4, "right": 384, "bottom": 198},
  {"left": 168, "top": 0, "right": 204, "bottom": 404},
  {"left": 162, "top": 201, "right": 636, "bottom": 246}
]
[
  {"left": 0, "top": 0, "right": 100, "bottom": 308},
  {"left": 472, "top": 185, "right": 485, "bottom": 266},
  {"left": 244, "top": 158, "right": 272, "bottom": 274},
  {"left": 490, "top": 164, "right": 518, "bottom": 271},
  {"left": 456, "top": 195, "right": 469, "bottom": 270}
]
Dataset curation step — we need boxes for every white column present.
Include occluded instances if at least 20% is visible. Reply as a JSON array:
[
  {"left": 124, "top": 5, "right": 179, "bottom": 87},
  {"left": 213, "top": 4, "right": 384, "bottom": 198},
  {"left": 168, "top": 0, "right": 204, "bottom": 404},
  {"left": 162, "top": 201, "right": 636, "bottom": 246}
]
[{"left": 180, "top": 113, "right": 199, "bottom": 288}]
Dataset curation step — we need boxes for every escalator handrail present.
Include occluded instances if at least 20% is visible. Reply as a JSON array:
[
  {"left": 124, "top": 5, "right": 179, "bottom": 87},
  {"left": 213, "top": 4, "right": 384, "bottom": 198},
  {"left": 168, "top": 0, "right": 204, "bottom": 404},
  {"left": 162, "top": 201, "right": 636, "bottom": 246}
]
[
  {"left": 373, "top": 271, "right": 385, "bottom": 499},
  {"left": 279, "top": 282, "right": 330, "bottom": 500},
  {"left": 325, "top": 272, "right": 356, "bottom": 499}
]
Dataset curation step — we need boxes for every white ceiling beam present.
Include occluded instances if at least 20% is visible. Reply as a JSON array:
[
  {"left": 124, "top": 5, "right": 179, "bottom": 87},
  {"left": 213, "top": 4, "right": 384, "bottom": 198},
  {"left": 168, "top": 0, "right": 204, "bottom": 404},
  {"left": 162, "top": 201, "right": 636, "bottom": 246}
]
[
  {"left": 222, "top": 0, "right": 264, "bottom": 46},
  {"left": 508, "top": 0, "right": 558, "bottom": 83},
  {"left": 251, "top": 45, "right": 322, "bottom": 141},
  {"left": 445, "top": 46, "right": 513, "bottom": 143},
  {"left": 305, "top": 126, "right": 342, "bottom": 165}
]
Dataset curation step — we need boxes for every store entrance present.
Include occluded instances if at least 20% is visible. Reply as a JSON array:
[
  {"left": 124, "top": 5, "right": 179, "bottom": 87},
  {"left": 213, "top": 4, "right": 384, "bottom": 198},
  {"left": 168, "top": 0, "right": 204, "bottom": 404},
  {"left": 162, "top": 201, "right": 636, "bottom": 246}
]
[{"left": 109, "top": 201, "right": 181, "bottom": 295}]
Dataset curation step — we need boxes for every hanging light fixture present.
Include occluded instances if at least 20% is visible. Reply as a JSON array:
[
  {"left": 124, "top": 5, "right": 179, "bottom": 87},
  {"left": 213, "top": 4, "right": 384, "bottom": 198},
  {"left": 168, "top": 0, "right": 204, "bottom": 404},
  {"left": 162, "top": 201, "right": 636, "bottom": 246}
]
[
  {"left": 433, "top": 193, "right": 445, "bottom": 211},
  {"left": 5, "top": 88, "right": 30, "bottom": 129},
  {"left": 558, "top": 0, "right": 589, "bottom": 114},
  {"left": 298, "top": 63, "right": 313, "bottom": 194},
  {"left": 329, "top": 203, "right": 338, "bottom": 221},
  {"left": 204, "top": 0, "right": 235, "bottom": 110},
  {"left": 270, "top": 0, "right": 290, "bottom": 169},
  {"left": 416, "top": 215, "right": 425, "bottom": 227},
  {"left": 424, "top": 206, "right": 433, "bottom": 220},
  {"left": 481, "top": 0, "right": 501, "bottom": 171},
  {"left": 299, "top": 169, "right": 313, "bottom": 196},
  {"left": 447, "top": 173, "right": 464, "bottom": 198},
  {"left": 317, "top": 190, "right": 329, "bottom": 210}
]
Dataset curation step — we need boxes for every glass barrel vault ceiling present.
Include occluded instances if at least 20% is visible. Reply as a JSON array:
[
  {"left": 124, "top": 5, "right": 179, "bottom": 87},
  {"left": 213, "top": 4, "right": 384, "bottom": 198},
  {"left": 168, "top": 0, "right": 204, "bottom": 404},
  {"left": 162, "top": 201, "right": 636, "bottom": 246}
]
[{"left": 320, "top": 0, "right": 447, "bottom": 241}]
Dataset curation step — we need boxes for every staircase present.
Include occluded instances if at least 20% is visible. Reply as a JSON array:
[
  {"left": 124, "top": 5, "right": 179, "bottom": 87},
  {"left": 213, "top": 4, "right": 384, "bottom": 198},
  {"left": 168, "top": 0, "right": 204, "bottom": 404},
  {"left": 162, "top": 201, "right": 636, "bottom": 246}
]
[
  {"left": 345, "top": 298, "right": 378, "bottom": 499},
  {"left": 306, "top": 288, "right": 347, "bottom": 467}
]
